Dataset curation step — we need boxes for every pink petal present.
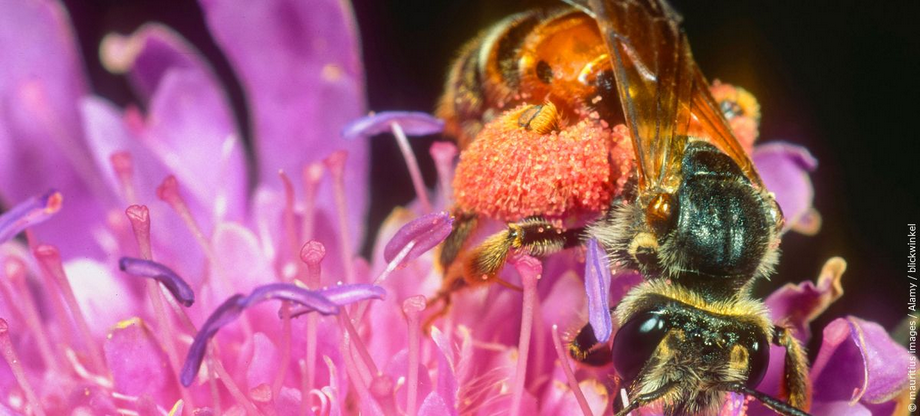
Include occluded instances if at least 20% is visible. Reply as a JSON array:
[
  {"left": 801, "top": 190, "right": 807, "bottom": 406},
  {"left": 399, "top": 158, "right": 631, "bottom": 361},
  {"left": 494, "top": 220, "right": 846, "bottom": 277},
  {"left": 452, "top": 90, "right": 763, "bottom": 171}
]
[
  {"left": 430, "top": 327, "right": 459, "bottom": 413},
  {"left": 0, "top": 0, "right": 109, "bottom": 257},
  {"left": 99, "top": 22, "right": 247, "bottom": 227},
  {"left": 103, "top": 318, "right": 171, "bottom": 397},
  {"left": 243, "top": 332, "right": 279, "bottom": 390},
  {"left": 100, "top": 24, "right": 204, "bottom": 101},
  {"left": 79, "top": 96, "right": 205, "bottom": 279},
  {"left": 65, "top": 258, "right": 136, "bottom": 338},
  {"left": 541, "top": 375, "right": 609, "bottom": 416},
  {"left": 210, "top": 222, "right": 276, "bottom": 300},
  {"left": 765, "top": 257, "right": 846, "bottom": 341},
  {"left": 199, "top": 0, "right": 368, "bottom": 252},
  {"left": 384, "top": 349, "right": 433, "bottom": 412},
  {"left": 809, "top": 401, "right": 872, "bottom": 416},
  {"left": 751, "top": 143, "right": 819, "bottom": 234},
  {"left": 810, "top": 317, "right": 912, "bottom": 405},
  {"left": 143, "top": 68, "right": 247, "bottom": 227},
  {"left": 418, "top": 392, "right": 453, "bottom": 416},
  {"left": 541, "top": 272, "right": 587, "bottom": 336}
]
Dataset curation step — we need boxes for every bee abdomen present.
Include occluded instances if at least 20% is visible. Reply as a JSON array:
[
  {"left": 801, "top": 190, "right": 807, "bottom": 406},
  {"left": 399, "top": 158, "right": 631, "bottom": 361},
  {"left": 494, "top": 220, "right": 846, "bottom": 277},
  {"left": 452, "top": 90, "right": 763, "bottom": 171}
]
[{"left": 437, "top": 11, "right": 543, "bottom": 149}]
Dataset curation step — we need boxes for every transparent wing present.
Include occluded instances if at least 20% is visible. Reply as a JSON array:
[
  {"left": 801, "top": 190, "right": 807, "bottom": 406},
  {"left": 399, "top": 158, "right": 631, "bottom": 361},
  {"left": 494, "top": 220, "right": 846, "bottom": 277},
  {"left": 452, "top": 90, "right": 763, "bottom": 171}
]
[{"left": 566, "top": 0, "right": 763, "bottom": 192}]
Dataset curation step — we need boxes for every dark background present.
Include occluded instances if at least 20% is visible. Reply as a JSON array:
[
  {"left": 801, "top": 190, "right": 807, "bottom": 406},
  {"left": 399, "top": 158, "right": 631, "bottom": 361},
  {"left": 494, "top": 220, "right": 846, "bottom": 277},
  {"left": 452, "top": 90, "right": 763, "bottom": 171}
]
[{"left": 63, "top": 0, "right": 918, "bottom": 345}]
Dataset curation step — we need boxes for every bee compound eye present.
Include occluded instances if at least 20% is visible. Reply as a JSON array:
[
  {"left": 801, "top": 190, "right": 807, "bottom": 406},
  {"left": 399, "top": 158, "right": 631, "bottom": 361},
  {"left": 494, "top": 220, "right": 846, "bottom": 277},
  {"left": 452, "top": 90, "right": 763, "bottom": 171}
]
[
  {"left": 745, "top": 331, "right": 770, "bottom": 388},
  {"left": 611, "top": 310, "right": 669, "bottom": 383}
]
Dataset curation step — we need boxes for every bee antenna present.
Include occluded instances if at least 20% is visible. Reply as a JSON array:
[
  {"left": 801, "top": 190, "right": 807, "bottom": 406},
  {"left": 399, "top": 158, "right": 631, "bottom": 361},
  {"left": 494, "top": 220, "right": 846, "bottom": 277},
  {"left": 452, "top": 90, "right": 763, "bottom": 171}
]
[{"left": 726, "top": 384, "right": 812, "bottom": 416}]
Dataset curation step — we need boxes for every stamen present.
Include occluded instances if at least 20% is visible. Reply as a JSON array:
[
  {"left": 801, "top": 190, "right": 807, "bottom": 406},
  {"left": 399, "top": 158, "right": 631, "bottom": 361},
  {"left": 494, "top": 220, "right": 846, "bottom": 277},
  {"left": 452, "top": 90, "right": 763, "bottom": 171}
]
[
  {"left": 181, "top": 284, "right": 341, "bottom": 386},
  {"left": 157, "top": 176, "right": 247, "bottom": 333},
  {"left": 3, "top": 257, "right": 62, "bottom": 373},
  {"left": 124, "top": 205, "right": 198, "bottom": 409},
  {"left": 126, "top": 204, "right": 196, "bottom": 332},
  {"left": 181, "top": 294, "right": 246, "bottom": 386},
  {"left": 301, "top": 240, "right": 325, "bottom": 288},
  {"left": 341, "top": 111, "right": 444, "bottom": 213},
  {"left": 383, "top": 210, "right": 453, "bottom": 267},
  {"left": 509, "top": 255, "right": 542, "bottom": 416},
  {"left": 585, "top": 238, "right": 612, "bottom": 343},
  {"left": 341, "top": 111, "right": 444, "bottom": 140},
  {"left": 125, "top": 205, "right": 152, "bottom": 259},
  {"left": 0, "top": 265, "right": 23, "bottom": 325},
  {"left": 274, "top": 173, "right": 299, "bottom": 399},
  {"left": 279, "top": 170, "right": 301, "bottom": 275},
  {"left": 168, "top": 400, "right": 184, "bottom": 416},
  {"left": 429, "top": 142, "right": 458, "bottom": 204},
  {"left": 298, "top": 359, "right": 308, "bottom": 416},
  {"left": 207, "top": 344, "right": 262, "bottom": 415},
  {"left": 301, "top": 163, "right": 324, "bottom": 243},
  {"left": 33, "top": 244, "right": 108, "bottom": 376},
  {"left": 244, "top": 284, "right": 339, "bottom": 314},
  {"left": 274, "top": 170, "right": 298, "bottom": 398},
  {"left": 402, "top": 296, "right": 426, "bottom": 416},
  {"left": 0, "top": 189, "right": 63, "bottom": 244},
  {"left": 64, "top": 347, "right": 112, "bottom": 388},
  {"left": 0, "top": 318, "right": 47, "bottom": 416},
  {"left": 118, "top": 257, "right": 195, "bottom": 306},
  {"left": 275, "top": 307, "right": 294, "bottom": 398},
  {"left": 339, "top": 331, "right": 375, "bottom": 407},
  {"left": 551, "top": 325, "right": 593, "bottom": 416},
  {"left": 338, "top": 311, "right": 378, "bottom": 377},
  {"left": 300, "top": 241, "right": 324, "bottom": 396},
  {"left": 109, "top": 151, "right": 137, "bottom": 204},
  {"left": 391, "top": 122, "right": 432, "bottom": 212},
  {"left": 286, "top": 284, "right": 386, "bottom": 318},
  {"left": 156, "top": 176, "right": 211, "bottom": 257},
  {"left": 323, "top": 151, "right": 355, "bottom": 284}
]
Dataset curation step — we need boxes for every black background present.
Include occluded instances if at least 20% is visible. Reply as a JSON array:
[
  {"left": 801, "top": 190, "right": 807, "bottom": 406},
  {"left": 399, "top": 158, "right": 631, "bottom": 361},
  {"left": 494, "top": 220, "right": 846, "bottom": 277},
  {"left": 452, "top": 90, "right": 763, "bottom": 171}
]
[{"left": 62, "top": 0, "right": 919, "bottom": 345}]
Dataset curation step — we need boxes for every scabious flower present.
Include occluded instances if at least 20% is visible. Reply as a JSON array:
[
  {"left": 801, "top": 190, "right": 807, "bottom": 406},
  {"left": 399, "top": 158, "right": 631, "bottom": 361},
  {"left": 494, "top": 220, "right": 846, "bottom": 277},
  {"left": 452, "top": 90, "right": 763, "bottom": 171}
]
[{"left": 0, "top": 2, "right": 911, "bottom": 416}]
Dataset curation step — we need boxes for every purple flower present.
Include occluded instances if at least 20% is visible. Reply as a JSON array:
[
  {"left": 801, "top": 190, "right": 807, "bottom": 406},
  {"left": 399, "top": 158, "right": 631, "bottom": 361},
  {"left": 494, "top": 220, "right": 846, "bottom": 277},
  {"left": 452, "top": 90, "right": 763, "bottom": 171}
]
[{"left": 0, "top": 2, "right": 908, "bottom": 416}]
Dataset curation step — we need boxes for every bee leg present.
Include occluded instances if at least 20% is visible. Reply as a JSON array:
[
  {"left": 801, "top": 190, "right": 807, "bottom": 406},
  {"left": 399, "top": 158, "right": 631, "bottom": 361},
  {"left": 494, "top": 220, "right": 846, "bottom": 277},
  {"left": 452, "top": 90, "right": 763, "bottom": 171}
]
[
  {"left": 613, "top": 382, "right": 678, "bottom": 416},
  {"left": 422, "top": 286, "right": 455, "bottom": 331},
  {"left": 464, "top": 216, "right": 581, "bottom": 285},
  {"left": 425, "top": 212, "right": 478, "bottom": 330},
  {"left": 568, "top": 309, "right": 615, "bottom": 366},
  {"left": 773, "top": 325, "right": 812, "bottom": 412},
  {"left": 439, "top": 211, "right": 479, "bottom": 270},
  {"left": 725, "top": 384, "right": 812, "bottom": 416}
]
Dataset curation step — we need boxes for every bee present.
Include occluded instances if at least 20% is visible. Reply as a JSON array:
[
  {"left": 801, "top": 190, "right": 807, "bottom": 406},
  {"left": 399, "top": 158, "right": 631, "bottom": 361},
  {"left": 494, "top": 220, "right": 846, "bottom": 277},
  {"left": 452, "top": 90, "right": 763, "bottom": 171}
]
[
  {"left": 435, "top": 1, "right": 812, "bottom": 414},
  {"left": 434, "top": 4, "right": 636, "bottom": 306}
]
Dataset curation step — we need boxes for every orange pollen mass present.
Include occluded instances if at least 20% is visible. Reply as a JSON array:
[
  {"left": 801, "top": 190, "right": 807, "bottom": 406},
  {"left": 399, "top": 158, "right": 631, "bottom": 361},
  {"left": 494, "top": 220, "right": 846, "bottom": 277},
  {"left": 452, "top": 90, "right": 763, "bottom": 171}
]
[{"left": 453, "top": 107, "right": 633, "bottom": 222}]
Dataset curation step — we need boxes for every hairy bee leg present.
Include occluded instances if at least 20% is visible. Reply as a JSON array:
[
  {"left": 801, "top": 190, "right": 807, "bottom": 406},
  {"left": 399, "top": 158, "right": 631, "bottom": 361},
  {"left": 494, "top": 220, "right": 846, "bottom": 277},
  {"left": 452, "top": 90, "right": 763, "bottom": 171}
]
[
  {"left": 568, "top": 308, "right": 616, "bottom": 366},
  {"left": 613, "top": 382, "right": 677, "bottom": 416},
  {"left": 773, "top": 325, "right": 812, "bottom": 412},
  {"left": 423, "top": 212, "right": 479, "bottom": 330},
  {"left": 465, "top": 217, "right": 583, "bottom": 284},
  {"left": 726, "top": 384, "right": 812, "bottom": 416},
  {"left": 422, "top": 290, "right": 453, "bottom": 331},
  {"left": 439, "top": 211, "right": 479, "bottom": 270}
]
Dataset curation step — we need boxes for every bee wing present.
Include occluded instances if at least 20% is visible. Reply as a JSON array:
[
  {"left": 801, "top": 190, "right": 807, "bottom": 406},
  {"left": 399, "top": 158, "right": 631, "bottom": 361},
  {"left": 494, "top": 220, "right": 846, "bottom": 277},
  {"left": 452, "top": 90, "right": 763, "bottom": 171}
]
[{"left": 566, "top": 0, "right": 763, "bottom": 192}]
